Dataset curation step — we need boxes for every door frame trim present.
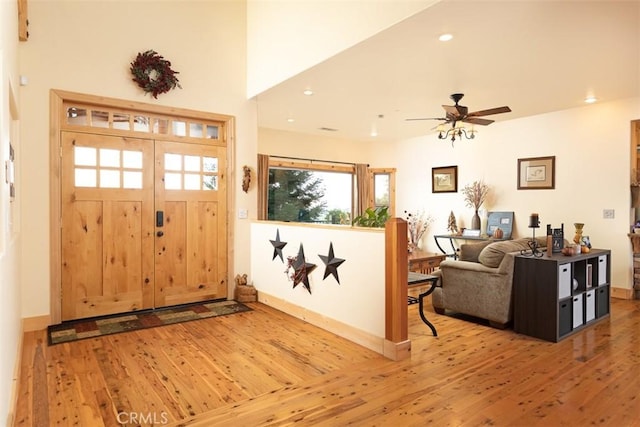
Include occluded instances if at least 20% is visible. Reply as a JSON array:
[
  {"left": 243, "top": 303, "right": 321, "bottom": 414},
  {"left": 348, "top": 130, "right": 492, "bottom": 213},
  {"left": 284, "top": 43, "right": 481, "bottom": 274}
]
[{"left": 49, "top": 89, "right": 235, "bottom": 324}]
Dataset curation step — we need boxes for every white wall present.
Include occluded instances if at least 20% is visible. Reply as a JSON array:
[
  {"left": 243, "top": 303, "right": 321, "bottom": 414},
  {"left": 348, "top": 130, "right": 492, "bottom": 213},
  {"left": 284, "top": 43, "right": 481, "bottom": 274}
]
[
  {"left": 392, "top": 97, "right": 640, "bottom": 291},
  {"left": 251, "top": 221, "right": 386, "bottom": 349},
  {"left": 0, "top": 0, "right": 22, "bottom": 424},
  {"left": 246, "top": 0, "right": 437, "bottom": 97},
  {"left": 18, "top": 1, "right": 256, "bottom": 318},
  {"left": 259, "top": 127, "right": 391, "bottom": 166}
]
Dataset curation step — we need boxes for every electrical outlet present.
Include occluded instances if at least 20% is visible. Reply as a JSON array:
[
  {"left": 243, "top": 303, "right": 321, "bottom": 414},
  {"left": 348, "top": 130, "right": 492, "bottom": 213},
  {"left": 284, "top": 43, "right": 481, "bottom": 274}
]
[{"left": 603, "top": 209, "right": 615, "bottom": 219}]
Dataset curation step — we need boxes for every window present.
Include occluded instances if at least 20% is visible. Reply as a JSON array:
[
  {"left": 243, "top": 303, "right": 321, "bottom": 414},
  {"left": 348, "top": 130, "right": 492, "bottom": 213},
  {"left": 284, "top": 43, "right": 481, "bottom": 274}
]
[
  {"left": 370, "top": 168, "right": 396, "bottom": 216},
  {"left": 268, "top": 167, "right": 353, "bottom": 224},
  {"left": 263, "top": 158, "right": 396, "bottom": 225}
]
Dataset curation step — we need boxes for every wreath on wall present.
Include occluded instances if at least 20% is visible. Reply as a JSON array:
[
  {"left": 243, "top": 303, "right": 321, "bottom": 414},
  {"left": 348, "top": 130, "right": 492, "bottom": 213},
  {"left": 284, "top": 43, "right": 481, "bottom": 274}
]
[{"left": 130, "top": 50, "right": 181, "bottom": 99}]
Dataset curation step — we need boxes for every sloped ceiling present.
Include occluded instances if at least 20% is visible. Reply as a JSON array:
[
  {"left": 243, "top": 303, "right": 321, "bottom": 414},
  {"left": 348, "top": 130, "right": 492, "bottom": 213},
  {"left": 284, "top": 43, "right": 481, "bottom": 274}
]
[{"left": 255, "top": 0, "right": 640, "bottom": 143}]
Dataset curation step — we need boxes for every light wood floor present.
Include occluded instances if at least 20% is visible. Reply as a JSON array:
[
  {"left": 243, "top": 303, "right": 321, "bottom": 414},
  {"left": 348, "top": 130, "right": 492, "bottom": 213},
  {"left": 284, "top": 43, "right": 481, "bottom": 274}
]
[{"left": 13, "top": 294, "right": 640, "bottom": 426}]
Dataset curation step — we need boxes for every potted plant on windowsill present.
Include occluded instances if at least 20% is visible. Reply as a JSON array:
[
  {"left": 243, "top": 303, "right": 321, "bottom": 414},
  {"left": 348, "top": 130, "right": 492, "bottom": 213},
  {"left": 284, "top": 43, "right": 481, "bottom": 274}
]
[{"left": 352, "top": 206, "right": 390, "bottom": 228}]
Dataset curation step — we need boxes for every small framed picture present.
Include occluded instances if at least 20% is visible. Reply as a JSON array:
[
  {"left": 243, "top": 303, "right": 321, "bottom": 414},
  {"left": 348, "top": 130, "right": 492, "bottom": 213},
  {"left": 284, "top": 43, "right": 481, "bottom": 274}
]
[
  {"left": 518, "top": 156, "right": 555, "bottom": 190},
  {"left": 432, "top": 165, "right": 458, "bottom": 193}
]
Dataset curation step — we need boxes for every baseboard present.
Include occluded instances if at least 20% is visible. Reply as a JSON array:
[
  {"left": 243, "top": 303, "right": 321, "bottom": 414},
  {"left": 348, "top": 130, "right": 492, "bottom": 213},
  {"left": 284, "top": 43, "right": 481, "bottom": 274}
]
[
  {"left": 257, "top": 291, "right": 389, "bottom": 356},
  {"left": 611, "top": 286, "right": 634, "bottom": 300},
  {"left": 7, "top": 317, "right": 26, "bottom": 427},
  {"left": 22, "top": 314, "right": 51, "bottom": 332}
]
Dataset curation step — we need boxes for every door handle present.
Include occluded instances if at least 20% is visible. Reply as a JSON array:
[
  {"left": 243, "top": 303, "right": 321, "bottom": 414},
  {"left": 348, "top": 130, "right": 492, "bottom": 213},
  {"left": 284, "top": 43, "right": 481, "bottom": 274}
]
[
  {"left": 156, "top": 210, "right": 164, "bottom": 227},
  {"left": 157, "top": 231, "right": 164, "bottom": 237}
]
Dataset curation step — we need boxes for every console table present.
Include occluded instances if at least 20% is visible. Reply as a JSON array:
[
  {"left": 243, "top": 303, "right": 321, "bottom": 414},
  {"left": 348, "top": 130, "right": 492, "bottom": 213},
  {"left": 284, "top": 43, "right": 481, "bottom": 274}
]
[
  {"left": 408, "top": 250, "right": 446, "bottom": 273},
  {"left": 433, "top": 234, "right": 510, "bottom": 259}
]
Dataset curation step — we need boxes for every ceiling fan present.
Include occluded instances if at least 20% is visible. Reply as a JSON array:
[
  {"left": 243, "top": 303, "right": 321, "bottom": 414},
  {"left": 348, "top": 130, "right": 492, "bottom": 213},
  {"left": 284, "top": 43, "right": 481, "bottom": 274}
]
[
  {"left": 406, "top": 93, "right": 511, "bottom": 144},
  {"left": 407, "top": 93, "right": 511, "bottom": 126}
]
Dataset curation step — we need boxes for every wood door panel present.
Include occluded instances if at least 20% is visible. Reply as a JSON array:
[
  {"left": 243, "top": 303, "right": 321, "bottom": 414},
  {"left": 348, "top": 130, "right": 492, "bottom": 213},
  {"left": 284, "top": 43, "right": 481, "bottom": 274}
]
[
  {"left": 155, "top": 141, "right": 227, "bottom": 307},
  {"left": 61, "top": 131, "right": 154, "bottom": 320},
  {"left": 61, "top": 200, "right": 104, "bottom": 320},
  {"left": 102, "top": 201, "right": 143, "bottom": 296},
  {"left": 156, "top": 201, "right": 225, "bottom": 306}
]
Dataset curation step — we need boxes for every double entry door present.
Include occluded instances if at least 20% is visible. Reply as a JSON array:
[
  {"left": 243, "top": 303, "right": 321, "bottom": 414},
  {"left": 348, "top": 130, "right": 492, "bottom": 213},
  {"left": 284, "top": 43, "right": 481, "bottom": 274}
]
[{"left": 60, "top": 131, "right": 227, "bottom": 321}]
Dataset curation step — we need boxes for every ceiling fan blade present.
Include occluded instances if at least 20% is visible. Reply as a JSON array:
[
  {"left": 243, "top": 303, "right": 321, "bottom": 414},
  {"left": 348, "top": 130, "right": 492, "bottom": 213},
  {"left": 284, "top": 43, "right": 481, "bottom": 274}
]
[
  {"left": 467, "top": 106, "right": 512, "bottom": 117},
  {"left": 442, "top": 104, "right": 468, "bottom": 116},
  {"left": 463, "top": 117, "right": 494, "bottom": 126},
  {"left": 405, "top": 117, "right": 447, "bottom": 121}
]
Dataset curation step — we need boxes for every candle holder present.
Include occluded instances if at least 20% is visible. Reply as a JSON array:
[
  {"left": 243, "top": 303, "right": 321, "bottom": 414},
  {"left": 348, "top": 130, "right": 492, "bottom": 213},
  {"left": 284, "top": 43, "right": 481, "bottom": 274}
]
[{"left": 521, "top": 213, "right": 543, "bottom": 257}]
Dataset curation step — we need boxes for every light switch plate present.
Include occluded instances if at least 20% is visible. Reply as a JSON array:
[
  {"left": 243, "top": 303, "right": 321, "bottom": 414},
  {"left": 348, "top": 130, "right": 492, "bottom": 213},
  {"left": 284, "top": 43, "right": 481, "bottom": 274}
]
[
  {"left": 238, "top": 208, "right": 248, "bottom": 219},
  {"left": 603, "top": 209, "right": 615, "bottom": 219}
]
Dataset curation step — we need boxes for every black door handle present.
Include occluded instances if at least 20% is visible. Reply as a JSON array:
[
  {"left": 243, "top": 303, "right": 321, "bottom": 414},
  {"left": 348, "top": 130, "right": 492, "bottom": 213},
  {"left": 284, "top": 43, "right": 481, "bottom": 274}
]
[
  {"left": 157, "top": 231, "right": 164, "bottom": 237},
  {"left": 156, "top": 211, "right": 164, "bottom": 227}
]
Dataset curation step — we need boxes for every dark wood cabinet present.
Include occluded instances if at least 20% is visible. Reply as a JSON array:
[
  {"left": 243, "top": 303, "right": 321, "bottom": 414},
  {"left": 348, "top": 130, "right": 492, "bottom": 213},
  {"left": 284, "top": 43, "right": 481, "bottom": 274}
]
[{"left": 513, "top": 249, "right": 610, "bottom": 342}]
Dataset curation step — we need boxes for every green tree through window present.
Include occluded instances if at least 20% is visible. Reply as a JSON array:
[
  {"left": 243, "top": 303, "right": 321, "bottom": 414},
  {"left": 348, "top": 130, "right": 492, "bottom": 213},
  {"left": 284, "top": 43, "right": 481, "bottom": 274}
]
[{"left": 268, "top": 169, "right": 327, "bottom": 222}]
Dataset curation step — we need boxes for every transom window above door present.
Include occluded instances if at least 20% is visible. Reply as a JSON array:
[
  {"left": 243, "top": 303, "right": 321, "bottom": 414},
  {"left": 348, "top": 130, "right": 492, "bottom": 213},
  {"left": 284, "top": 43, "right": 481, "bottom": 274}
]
[{"left": 65, "top": 105, "right": 222, "bottom": 142}]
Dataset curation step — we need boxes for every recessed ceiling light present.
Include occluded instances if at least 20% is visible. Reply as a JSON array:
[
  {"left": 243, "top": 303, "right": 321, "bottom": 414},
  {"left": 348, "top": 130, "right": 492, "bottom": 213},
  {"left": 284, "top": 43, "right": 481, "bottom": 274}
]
[
  {"left": 303, "top": 89, "right": 314, "bottom": 96},
  {"left": 584, "top": 96, "right": 597, "bottom": 104},
  {"left": 439, "top": 33, "right": 453, "bottom": 42},
  {"left": 287, "top": 118, "right": 295, "bottom": 123}
]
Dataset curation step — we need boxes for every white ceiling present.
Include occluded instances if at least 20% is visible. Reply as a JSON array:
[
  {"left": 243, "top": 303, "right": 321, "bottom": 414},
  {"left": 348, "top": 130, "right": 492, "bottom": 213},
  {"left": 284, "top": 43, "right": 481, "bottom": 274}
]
[{"left": 255, "top": 0, "right": 640, "bottom": 143}]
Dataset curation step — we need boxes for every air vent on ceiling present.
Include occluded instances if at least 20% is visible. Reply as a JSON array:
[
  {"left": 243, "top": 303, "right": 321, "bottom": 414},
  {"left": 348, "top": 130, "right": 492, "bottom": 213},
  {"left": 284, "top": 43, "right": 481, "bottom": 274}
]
[{"left": 318, "top": 127, "right": 338, "bottom": 132}]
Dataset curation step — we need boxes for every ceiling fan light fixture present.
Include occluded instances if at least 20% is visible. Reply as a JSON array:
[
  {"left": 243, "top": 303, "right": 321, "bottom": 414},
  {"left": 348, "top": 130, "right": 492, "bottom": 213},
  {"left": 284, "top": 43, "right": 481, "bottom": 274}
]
[{"left": 439, "top": 33, "right": 453, "bottom": 42}]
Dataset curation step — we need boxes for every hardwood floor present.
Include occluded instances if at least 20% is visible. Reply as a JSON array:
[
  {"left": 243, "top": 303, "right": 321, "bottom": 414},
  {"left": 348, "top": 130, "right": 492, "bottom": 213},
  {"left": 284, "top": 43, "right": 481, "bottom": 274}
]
[{"left": 13, "top": 295, "right": 640, "bottom": 426}]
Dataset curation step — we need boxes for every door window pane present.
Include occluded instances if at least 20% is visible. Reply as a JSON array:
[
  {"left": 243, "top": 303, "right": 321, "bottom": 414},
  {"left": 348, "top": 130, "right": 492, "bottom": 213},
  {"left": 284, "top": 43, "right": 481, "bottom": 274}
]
[
  {"left": 91, "top": 110, "right": 109, "bottom": 128},
  {"left": 100, "top": 170, "right": 120, "bottom": 188},
  {"left": 172, "top": 121, "right": 186, "bottom": 136},
  {"left": 184, "top": 174, "right": 201, "bottom": 190},
  {"left": 164, "top": 173, "right": 181, "bottom": 190},
  {"left": 206, "top": 125, "right": 219, "bottom": 139},
  {"left": 123, "top": 171, "right": 143, "bottom": 189},
  {"left": 113, "top": 113, "right": 130, "bottom": 130},
  {"left": 184, "top": 155, "right": 200, "bottom": 172},
  {"left": 133, "top": 116, "right": 150, "bottom": 132},
  {"left": 123, "top": 151, "right": 143, "bottom": 169},
  {"left": 189, "top": 123, "right": 203, "bottom": 138},
  {"left": 100, "top": 149, "right": 120, "bottom": 167},
  {"left": 75, "top": 168, "right": 97, "bottom": 187},
  {"left": 203, "top": 157, "right": 218, "bottom": 172},
  {"left": 203, "top": 175, "right": 217, "bottom": 190},
  {"left": 75, "top": 146, "right": 97, "bottom": 166},
  {"left": 165, "top": 153, "right": 182, "bottom": 171}
]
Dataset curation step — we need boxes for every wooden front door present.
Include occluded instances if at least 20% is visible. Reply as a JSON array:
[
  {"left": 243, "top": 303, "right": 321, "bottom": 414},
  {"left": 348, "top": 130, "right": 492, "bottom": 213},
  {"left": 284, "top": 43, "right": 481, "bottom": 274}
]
[
  {"left": 61, "top": 131, "right": 227, "bottom": 321},
  {"left": 154, "top": 140, "right": 227, "bottom": 307}
]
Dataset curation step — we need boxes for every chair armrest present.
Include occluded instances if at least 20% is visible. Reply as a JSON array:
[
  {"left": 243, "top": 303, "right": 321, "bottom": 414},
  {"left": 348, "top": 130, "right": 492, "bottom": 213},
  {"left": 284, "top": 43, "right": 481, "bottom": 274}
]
[{"left": 439, "top": 259, "right": 503, "bottom": 275}]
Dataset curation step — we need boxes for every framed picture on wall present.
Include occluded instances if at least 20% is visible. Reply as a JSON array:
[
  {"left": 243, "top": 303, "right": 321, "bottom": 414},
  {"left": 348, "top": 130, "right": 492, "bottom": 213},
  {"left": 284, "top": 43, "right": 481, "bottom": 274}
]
[
  {"left": 517, "top": 156, "right": 555, "bottom": 190},
  {"left": 432, "top": 165, "right": 458, "bottom": 193}
]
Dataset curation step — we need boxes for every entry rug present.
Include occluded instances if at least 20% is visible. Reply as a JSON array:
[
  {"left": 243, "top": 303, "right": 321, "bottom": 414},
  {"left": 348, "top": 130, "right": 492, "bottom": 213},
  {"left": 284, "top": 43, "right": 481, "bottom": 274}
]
[{"left": 48, "top": 300, "right": 251, "bottom": 345}]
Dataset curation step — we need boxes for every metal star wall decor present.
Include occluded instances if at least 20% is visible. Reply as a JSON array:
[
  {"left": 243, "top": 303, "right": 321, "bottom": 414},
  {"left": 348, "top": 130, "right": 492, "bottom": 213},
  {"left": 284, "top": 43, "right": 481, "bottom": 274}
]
[
  {"left": 292, "top": 243, "right": 316, "bottom": 294},
  {"left": 270, "top": 229, "right": 287, "bottom": 262},
  {"left": 319, "top": 242, "right": 345, "bottom": 284}
]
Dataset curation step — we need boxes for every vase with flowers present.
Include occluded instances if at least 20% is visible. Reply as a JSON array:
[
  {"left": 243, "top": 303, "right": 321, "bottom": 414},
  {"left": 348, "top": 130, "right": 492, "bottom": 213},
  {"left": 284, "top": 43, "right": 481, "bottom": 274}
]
[
  {"left": 462, "top": 180, "right": 489, "bottom": 230},
  {"left": 404, "top": 210, "right": 433, "bottom": 253}
]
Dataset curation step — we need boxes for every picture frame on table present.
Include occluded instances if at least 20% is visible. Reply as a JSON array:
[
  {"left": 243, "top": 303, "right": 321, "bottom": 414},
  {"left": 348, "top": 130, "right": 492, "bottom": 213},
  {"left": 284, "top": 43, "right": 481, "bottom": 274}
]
[
  {"left": 517, "top": 156, "right": 555, "bottom": 190},
  {"left": 432, "top": 165, "right": 458, "bottom": 193}
]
